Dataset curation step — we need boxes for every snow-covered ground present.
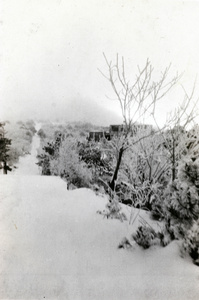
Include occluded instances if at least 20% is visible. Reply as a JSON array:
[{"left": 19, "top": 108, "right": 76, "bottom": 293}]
[
  {"left": 13, "top": 123, "right": 41, "bottom": 176},
  {"left": 0, "top": 130, "right": 199, "bottom": 299}
]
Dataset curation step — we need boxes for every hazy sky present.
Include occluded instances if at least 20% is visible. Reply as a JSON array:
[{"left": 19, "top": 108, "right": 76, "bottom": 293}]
[{"left": 1, "top": 0, "right": 199, "bottom": 126}]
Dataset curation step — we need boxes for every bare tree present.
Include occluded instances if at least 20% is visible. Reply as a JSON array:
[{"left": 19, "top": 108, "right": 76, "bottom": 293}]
[{"left": 100, "top": 54, "right": 179, "bottom": 190}]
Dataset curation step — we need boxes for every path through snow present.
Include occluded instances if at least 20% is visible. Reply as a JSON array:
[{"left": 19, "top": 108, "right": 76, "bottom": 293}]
[
  {"left": 13, "top": 123, "right": 41, "bottom": 176},
  {"left": 0, "top": 128, "right": 199, "bottom": 299}
]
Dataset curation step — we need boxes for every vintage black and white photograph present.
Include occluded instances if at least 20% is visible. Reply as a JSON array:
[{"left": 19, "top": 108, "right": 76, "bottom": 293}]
[{"left": 0, "top": 0, "right": 199, "bottom": 299}]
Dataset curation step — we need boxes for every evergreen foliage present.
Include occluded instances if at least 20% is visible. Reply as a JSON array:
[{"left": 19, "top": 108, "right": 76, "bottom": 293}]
[
  {"left": 37, "top": 132, "right": 63, "bottom": 175},
  {"left": 0, "top": 123, "right": 12, "bottom": 163},
  {"left": 164, "top": 158, "right": 199, "bottom": 240},
  {"left": 132, "top": 225, "right": 157, "bottom": 249},
  {"left": 78, "top": 141, "right": 112, "bottom": 183},
  {"left": 183, "top": 219, "right": 199, "bottom": 265}
]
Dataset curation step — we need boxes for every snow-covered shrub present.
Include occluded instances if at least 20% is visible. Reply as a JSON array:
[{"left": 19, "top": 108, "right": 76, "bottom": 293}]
[
  {"left": 37, "top": 128, "right": 46, "bottom": 139},
  {"left": 118, "top": 237, "right": 132, "bottom": 249},
  {"left": 50, "top": 137, "right": 92, "bottom": 188},
  {"left": 132, "top": 225, "right": 157, "bottom": 249},
  {"left": 163, "top": 125, "right": 199, "bottom": 181},
  {"left": 78, "top": 140, "right": 113, "bottom": 187},
  {"left": 120, "top": 129, "right": 170, "bottom": 213},
  {"left": 97, "top": 190, "right": 127, "bottom": 221},
  {"left": 158, "top": 225, "right": 173, "bottom": 247},
  {"left": 183, "top": 219, "right": 199, "bottom": 265},
  {"left": 91, "top": 183, "right": 106, "bottom": 196},
  {"left": 164, "top": 158, "right": 199, "bottom": 240},
  {"left": 37, "top": 132, "right": 62, "bottom": 175},
  {"left": 105, "top": 200, "right": 127, "bottom": 221},
  {"left": 6, "top": 120, "right": 36, "bottom": 165},
  {"left": 0, "top": 123, "right": 12, "bottom": 173}
]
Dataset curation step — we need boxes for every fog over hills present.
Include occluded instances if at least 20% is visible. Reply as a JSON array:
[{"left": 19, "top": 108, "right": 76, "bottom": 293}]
[
  {"left": 1, "top": 0, "right": 199, "bottom": 126},
  {"left": 2, "top": 97, "right": 122, "bottom": 126}
]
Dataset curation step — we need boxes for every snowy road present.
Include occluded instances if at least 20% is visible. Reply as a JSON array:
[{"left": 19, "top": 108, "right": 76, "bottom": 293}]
[
  {"left": 13, "top": 123, "right": 41, "bottom": 176},
  {"left": 0, "top": 131, "right": 199, "bottom": 299}
]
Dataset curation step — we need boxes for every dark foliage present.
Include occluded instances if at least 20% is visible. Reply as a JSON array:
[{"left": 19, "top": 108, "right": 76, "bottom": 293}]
[
  {"left": 132, "top": 225, "right": 157, "bottom": 249},
  {"left": 37, "top": 132, "right": 63, "bottom": 175},
  {"left": 0, "top": 123, "right": 12, "bottom": 173}
]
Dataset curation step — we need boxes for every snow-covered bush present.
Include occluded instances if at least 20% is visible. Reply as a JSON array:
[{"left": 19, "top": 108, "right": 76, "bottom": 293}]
[
  {"left": 105, "top": 200, "right": 127, "bottom": 221},
  {"left": 36, "top": 122, "right": 112, "bottom": 187},
  {"left": 37, "top": 132, "right": 62, "bottom": 175},
  {"left": 132, "top": 225, "right": 157, "bottom": 249},
  {"left": 120, "top": 129, "right": 169, "bottom": 214},
  {"left": 91, "top": 183, "right": 106, "bottom": 196},
  {"left": 37, "top": 128, "right": 46, "bottom": 139},
  {"left": 118, "top": 237, "right": 132, "bottom": 249},
  {"left": 164, "top": 158, "right": 199, "bottom": 240},
  {"left": 97, "top": 190, "right": 127, "bottom": 221},
  {"left": 50, "top": 137, "right": 92, "bottom": 188},
  {"left": 0, "top": 122, "right": 12, "bottom": 173},
  {"left": 150, "top": 183, "right": 165, "bottom": 221},
  {"left": 78, "top": 142, "right": 104, "bottom": 176},
  {"left": 6, "top": 120, "right": 36, "bottom": 165},
  {"left": 183, "top": 219, "right": 199, "bottom": 265},
  {"left": 163, "top": 125, "right": 199, "bottom": 181}
]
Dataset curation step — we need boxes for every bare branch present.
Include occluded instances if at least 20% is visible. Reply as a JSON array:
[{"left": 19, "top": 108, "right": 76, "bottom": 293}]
[{"left": 100, "top": 54, "right": 180, "bottom": 132}]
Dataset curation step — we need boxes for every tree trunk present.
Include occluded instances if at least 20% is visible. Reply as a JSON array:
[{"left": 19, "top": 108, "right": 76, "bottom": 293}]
[
  {"left": 3, "top": 161, "right": 7, "bottom": 174},
  {"left": 172, "top": 139, "right": 176, "bottom": 182},
  {"left": 109, "top": 147, "right": 124, "bottom": 191}
]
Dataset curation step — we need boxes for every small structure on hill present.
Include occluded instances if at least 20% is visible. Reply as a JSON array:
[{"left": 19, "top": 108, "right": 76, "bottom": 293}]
[
  {"left": 88, "top": 125, "right": 124, "bottom": 142},
  {"left": 109, "top": 124, "right": 125, "bottom": 138},
  {"left": 88, "top": 131, "right": 110, "bottom": 142},
  {"left": 88, "top": 123, "right": 153, "bottom": 142}
]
